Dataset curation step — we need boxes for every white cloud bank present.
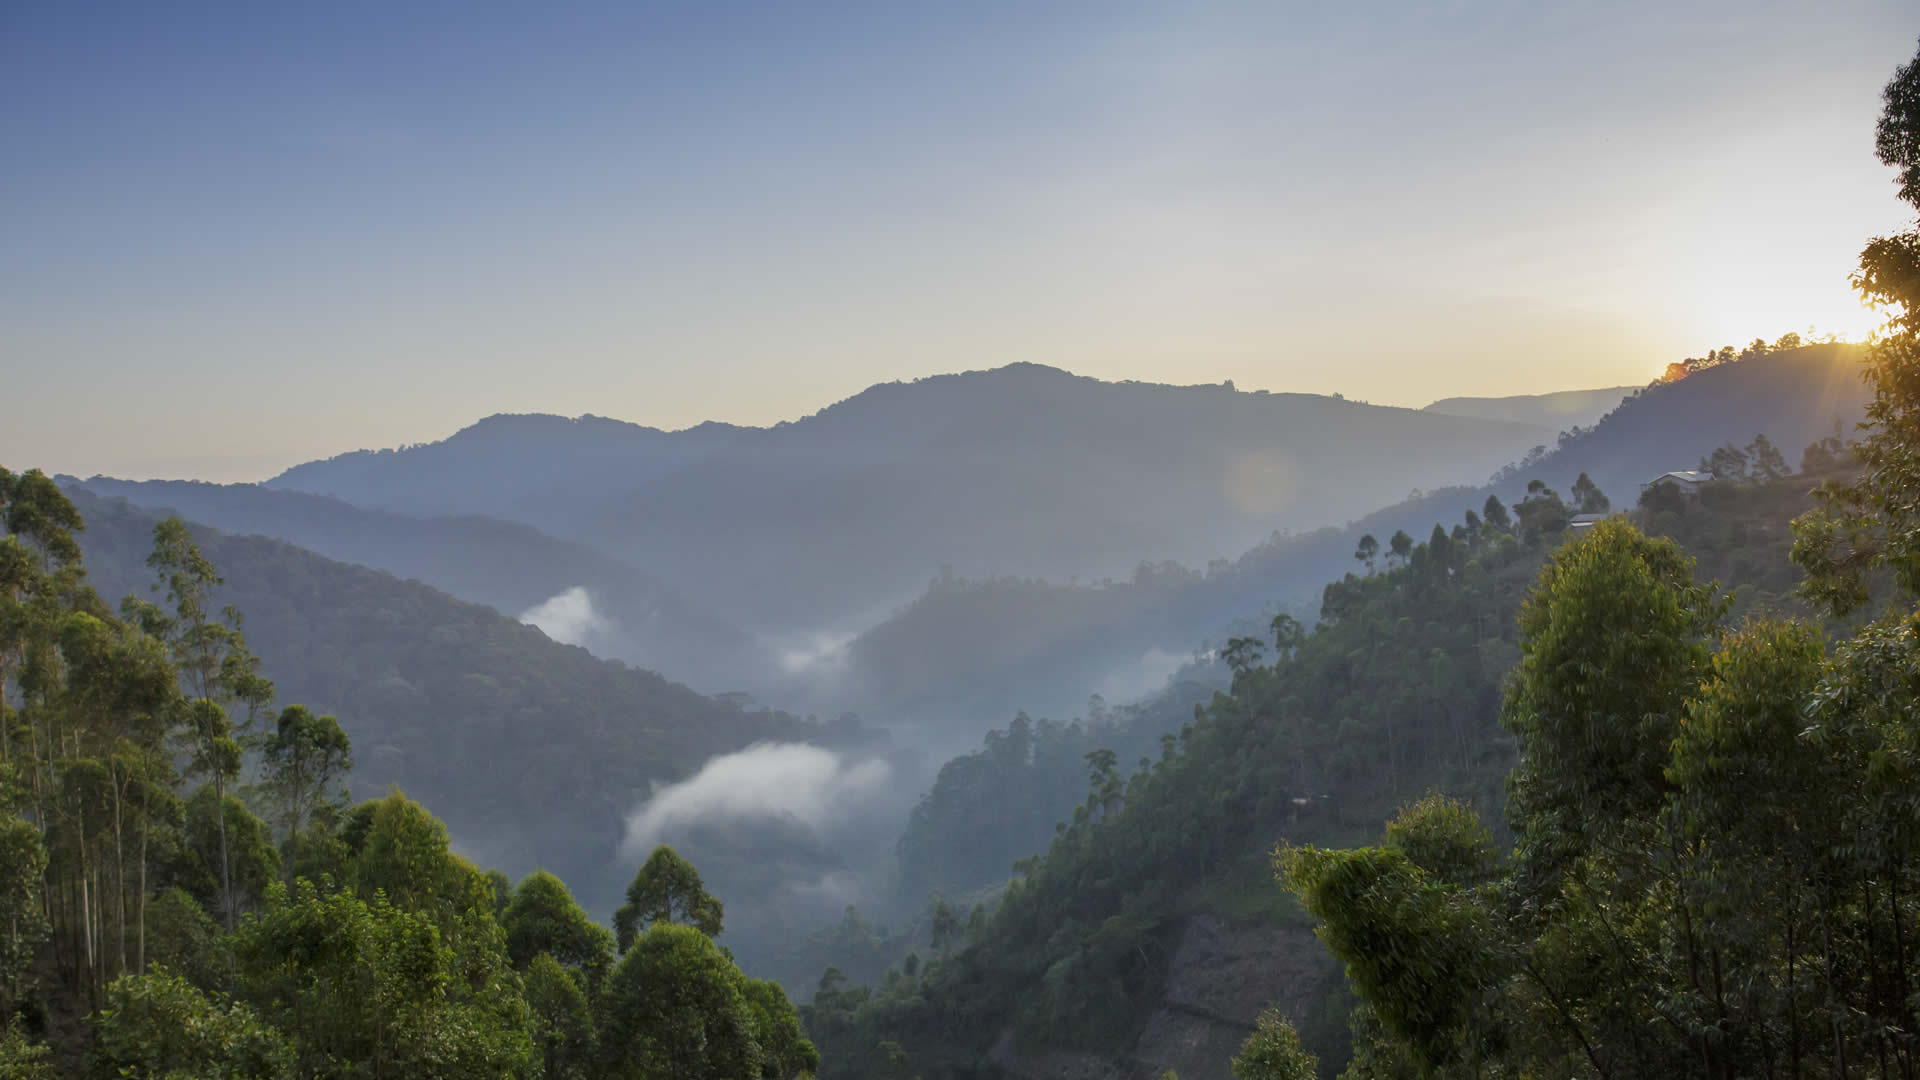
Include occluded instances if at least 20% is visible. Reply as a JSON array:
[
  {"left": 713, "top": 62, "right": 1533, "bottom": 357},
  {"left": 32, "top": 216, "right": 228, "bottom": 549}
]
[
  {"left": 620, "top": 742, "right": 893, "bottom": 860},
  {"left": 519, "top": 586, "right": 610, "bottom": 648}
]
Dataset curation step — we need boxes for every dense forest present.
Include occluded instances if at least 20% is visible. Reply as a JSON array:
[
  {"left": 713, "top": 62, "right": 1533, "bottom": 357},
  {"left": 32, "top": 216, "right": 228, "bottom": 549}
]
[
  {"left": 0, "top": 471, "right": 818, "bottom": 1077},
  {"left": 48, "top": 487, "right": 831, "bottom": 924}
]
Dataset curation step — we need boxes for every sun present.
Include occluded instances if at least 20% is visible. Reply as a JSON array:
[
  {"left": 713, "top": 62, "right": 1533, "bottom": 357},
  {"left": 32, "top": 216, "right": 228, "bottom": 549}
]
[{"left": 1690, "top": 262, "right": 1886, "bottom": 349}]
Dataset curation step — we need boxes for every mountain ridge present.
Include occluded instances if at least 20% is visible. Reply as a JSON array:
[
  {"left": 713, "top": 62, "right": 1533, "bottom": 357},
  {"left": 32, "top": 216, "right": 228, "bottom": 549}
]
[{"left": 262, "top": 362, "right": 1559, "bottom": 640}]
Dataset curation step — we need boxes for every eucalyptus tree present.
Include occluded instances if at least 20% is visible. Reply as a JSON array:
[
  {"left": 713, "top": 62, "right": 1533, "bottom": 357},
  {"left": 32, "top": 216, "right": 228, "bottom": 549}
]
[
  {"left": 597, "top": 921, "right": 759, "bottom": 1080},
  {"left": 137, "top": 517, "right": 274, "bottom": 930},
  {"left": 259, "top": 704, "right": 351, "bottom": 886},
  {"left": 614, "top": 844, "right": 724, "bottom": 952}
]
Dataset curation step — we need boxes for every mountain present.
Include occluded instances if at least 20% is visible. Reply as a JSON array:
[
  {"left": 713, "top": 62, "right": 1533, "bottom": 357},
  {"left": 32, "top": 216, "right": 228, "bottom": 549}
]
[
  {"left": 59, "top": 486, "right": 818, "bottom": 916},
  {"left": 62, "top": 477, "right": 749, "bottom": 690},
  {"left": 807, "top": 467, "right": 1842, "bottom": 1080},
  {"left": 1421, "top": 384, "right": 1638, "bottom": 430},
  {"left": 818, "top": 344, "right": 1871, "bottom": 725},
  {"left": 267, "top": 364, "right": 1555, "bottom": 636}
]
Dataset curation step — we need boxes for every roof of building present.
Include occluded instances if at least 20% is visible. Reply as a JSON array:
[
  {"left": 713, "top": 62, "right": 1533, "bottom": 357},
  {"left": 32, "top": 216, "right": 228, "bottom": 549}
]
[{"left": 1642, "top": 470, "right": 1712, "bottom": 486}]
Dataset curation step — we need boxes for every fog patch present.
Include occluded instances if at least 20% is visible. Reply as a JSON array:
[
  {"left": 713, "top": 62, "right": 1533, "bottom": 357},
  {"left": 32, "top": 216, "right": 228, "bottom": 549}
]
[
  {"left": 1094, "top": 646, "right": 1191, "bottom": 703},
  {"left": 778, "top": 869, "right": 868, "bottom": 908},
  {"left": 620, "top": 742, "right": 893, "bottom": 860},
  {"left": 772, "top": 630, "right": 858, "bottom": 676},
  {"left": 520, "top": 586, "right": 611, "bottom": 649},
  {"left": 1223, "top": 451, "right": 1302, "bottom": 516}
]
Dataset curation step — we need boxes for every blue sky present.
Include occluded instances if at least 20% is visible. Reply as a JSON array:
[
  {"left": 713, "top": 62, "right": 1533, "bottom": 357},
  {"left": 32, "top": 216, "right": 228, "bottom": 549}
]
[{"left": 4, "top": 2, "right": 1916, "bottom": 480}]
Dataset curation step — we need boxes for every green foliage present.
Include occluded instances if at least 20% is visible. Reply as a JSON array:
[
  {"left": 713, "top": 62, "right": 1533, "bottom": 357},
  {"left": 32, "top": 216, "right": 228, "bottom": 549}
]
[
  {"left": 525, "top": 952, "right": 595, "bottom": 1080},
  {"left": 231, "top": 878, "right": 535, "bottom": 1079},
  {"left": 503, "top": 869, "right": 614, "bottom": 977},
  {"left": 349, "top": 790, "right": 473, "bottom": 920},
  {"left": 598, "top": 921, "right": 760, "bottom": 1080},
  {"left": 743, "top": 976, "right": 820, "bottom": 1079},
  {"left": 180, "top": 785, "right": 281, "bottom": 921},
  {"left": 0, "top": 1016, "right": 55, "bottom": 1080},
  {"left": 1500, "top": 518, "right": 1722, "bottom": 881},
  {"left": 4, "top": 479, "right": 794, "bottom": 1079},
  {"left": 1281, "top": 844, "right": 1497, "bottom": 1072},
  {"left": 1378, "top": 793, "right": 1497, "bottom": 890},
  {"left": 141, "top": 887, "right": 224, "bottom": 994},
  {"left": 259, "top": 703, "right": 351, "bottom": 885},
  {"left": 614, "top": 844, "right": 725, "bottom": 951},
  {"left": 1231, "top": 1007, "right": 1320, "bottom": 1080},
  {"left": 0, "top": 817, "right": 49, "bottom": 1009},
  {"left": 1795, "top": 41, "right": 1920, "bottom": 618},
  {"left": 89, "top": 970, "right": 294, "bottom": 1080}
]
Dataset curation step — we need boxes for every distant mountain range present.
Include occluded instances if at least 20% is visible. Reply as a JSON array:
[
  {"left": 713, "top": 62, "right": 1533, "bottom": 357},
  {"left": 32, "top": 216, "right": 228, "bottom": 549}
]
[
  {"left": 1422, "top": 385, "right": 1638, "bottom": 430},
  {"left": 265, "top": 364, "right": 1555, "bottom": 637},
  {"left": 64, "top": 477, "right": 749, "bottom": 691},
  {"left": 818, "top": 344, "right": 1871, "bottom": 724}
]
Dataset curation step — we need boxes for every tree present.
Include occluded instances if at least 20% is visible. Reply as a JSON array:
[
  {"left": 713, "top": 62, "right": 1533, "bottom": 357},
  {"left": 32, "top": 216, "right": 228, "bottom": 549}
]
[
  {"left": 1269, "top": 613, "right": 1305, "bottom": 659},
  {"left": 89, "top": 970, "right": 294, "bottom": 1080},
  {"left": 1388, "top": 530, "right": 1414, "bottom": 566},
  {"left": 1794, "top": 40, "right": 1920, "bottom": 616},
  {"left": 140, "top": 517, "right": 274, "bottom": 931},
  {"left": 1354, "top": 534, "right": 1379, "bottom": 573},
  {"left": 1702, "top": 441, "right": 1751, "bottom": 481},
  {"left": 928, "top": 898, "right": 960, "bottom": 956},
  {"left": 524, "top": 952, "right": 595, "bottom": 1080},
  {"left": 1482, "top": 495, "right": 1513, "bottom": 536},
  {"left": 614, "top": 845, "right": 724, "bottom": 952},
  {"left": 597, "top": 921, "right": 760, "bottom": 1080},
  {"left": 0, "top": 819, "right": 48, "bottom": 1016},
  {"left": 180, "top": 785, "right": 280, "bottom": 921},
  {"left": 1221, "top": 636, "right": 1265, "bottom": 680},
  {"left": 1569, "top": 472, "right": 1610, "bottom": 515},
  {"left": 231, "top": 879, "right": 534, "bottom": 1079},
  {"left": 1514, "top": 481, "right": 1570, "bottom": 543},
  {"left": 1501, "top": 518, "right": 1721, "bottom": 877},
  {"left": 1230, "top": 1007, "right": 1320, "bottom": 1080},
  {"left": 742, "top": 976, "right": 818, "bottom": 1079},
  {"left": 259, "top": 705, "right": 351, "bottom": 887},
  {"left": 502, "top": 870, "right": 613, "bottom": 977},
  {"left": 1747, "top": 432, "right": 1789, "bottom": 481}
]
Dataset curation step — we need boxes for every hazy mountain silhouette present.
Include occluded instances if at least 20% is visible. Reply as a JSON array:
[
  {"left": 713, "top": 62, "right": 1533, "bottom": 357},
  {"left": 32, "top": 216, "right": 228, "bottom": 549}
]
[
  {"left": 821, "top": 344, "right": 1871, "bottom": 725},
  {"left": 1422, "top": 385, "right": 1638, "bottom": 430},
  {"left": 269, "top": 364, "right": 1552, "bottom": 635},
  {"left": 63, "top": 476, "right": 749, "bottom": 690}
]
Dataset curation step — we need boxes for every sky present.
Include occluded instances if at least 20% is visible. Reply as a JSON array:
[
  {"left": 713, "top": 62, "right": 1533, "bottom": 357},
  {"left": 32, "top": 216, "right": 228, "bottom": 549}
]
[{"left": 4, "top": 2, "right": 1917, "bottom": 481}]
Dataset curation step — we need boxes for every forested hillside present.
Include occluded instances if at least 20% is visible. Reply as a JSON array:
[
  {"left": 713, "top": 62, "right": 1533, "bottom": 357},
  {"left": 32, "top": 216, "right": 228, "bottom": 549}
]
[
  {"left": 268, "top": 365, "right": 1552, "bottom": 634},
  {"left": 803, "top": 53, "right": 1920, "bottom": 1078},
  {"left": 824, "top": 341, "right": 1869, "bottom": 730},
  {"left": 805, "top": 458, "right": 1856, "bottom": 1079},
  {"left": 56, "top": 486, "right": 817, "bottom": 911},
  {"left": 63, "top": 477, "right": 748, "bottom": 689},
  {"left": 0, "top": 468, "right": 821, "bottom": 1078}
]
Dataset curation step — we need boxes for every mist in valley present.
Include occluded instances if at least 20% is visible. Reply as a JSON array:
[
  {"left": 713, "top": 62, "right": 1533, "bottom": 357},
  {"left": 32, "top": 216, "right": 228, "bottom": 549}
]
[{"left": 10, "top": 7, "right": 1919, "bottom": 1077}]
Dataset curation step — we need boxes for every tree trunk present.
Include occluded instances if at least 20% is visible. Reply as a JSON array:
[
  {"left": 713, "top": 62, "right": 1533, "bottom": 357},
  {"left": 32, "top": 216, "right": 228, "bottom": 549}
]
[
  {"left": 113, "top": 771, "right": 127, "bottom": 978},
  {"left": 215, "top": 773, "right": 233, "bottom": 931},
  {"left": 137, "top": 822, "right": 147, "bottom": 974}
]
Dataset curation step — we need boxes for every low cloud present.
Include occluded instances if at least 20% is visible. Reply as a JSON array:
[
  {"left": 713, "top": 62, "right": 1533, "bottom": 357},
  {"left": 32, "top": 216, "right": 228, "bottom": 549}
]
[
  {"left": 620, "top": 742, "right": 893, "bottom": 860},
  {"left": 520, "top": 586, "right": 610, "bottom": 649},
  {"left": 1094, "top": 646, "right": 1192, "bottom": 703},
  {"left": 773, "top": 630, "right": 857, "bottom": 676}
]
